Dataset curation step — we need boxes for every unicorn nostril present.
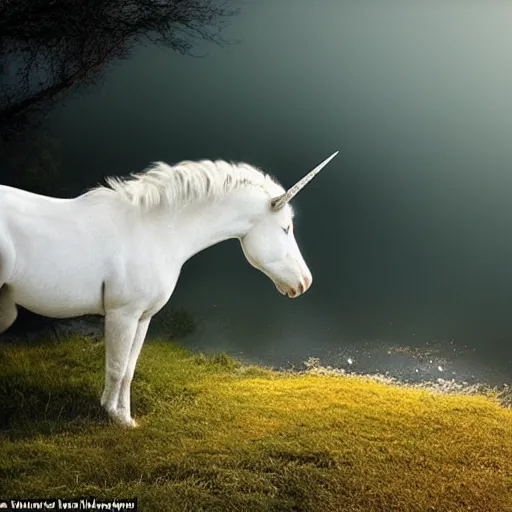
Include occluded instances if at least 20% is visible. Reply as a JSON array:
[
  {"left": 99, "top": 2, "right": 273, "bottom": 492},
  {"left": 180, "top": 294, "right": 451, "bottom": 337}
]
[{"left": 303, "top": 275, "right": 312, "bottom": 291}]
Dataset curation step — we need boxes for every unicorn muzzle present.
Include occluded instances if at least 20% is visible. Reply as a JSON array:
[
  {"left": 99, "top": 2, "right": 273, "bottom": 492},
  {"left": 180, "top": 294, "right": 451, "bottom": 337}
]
[{"left": 275, "top": 274, "right": 312, "bottom": 298}]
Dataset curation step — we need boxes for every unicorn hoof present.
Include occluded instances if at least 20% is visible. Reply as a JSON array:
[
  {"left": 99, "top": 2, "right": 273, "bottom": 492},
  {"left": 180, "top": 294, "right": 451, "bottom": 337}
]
[
  {"left": 112, "top": 411, "right": 139, "bottom": 428},
  {"left": 112, "top": 416, "right": 138, "bottom": 428}
]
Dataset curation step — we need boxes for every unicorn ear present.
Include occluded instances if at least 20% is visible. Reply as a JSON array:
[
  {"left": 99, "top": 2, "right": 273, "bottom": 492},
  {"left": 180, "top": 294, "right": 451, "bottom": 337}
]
[{"left": 270, "top": 151, "right": 339, "bottom": 211}]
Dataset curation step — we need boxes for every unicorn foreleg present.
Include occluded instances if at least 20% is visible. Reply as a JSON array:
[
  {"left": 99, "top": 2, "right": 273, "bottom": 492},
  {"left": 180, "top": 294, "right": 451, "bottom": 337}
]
[
  {"left": 101, "top": 309, "right": 140, "bottom": 427},
  {"left": 116, "top": 316, "right": 151, "bottom": 427}
]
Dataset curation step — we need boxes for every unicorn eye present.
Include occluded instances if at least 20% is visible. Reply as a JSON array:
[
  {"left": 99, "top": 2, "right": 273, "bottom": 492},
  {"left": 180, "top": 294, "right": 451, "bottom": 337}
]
[{"left": 283, "top": 226, "right": 290, "bottom": 235}]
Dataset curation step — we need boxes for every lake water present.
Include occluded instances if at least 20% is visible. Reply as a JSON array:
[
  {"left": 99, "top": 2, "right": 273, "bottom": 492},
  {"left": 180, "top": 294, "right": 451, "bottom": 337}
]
[{"left": 2, "top": 0, "right": 512, "bottom": 385}]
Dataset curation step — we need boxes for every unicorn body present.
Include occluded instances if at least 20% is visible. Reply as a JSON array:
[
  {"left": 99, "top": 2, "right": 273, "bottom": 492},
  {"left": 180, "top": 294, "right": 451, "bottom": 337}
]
[{"left": 0, "top": 154, "right": 337, "bottom": 427}]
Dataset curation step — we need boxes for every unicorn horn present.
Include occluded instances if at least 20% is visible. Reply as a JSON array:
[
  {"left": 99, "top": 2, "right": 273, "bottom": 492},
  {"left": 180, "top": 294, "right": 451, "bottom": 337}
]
[{"left": 271, "top": 151, "right": 339, "bottom": 211}]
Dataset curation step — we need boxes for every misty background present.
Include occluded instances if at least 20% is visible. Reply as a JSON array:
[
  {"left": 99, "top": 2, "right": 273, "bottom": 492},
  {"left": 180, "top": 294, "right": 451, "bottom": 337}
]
[{"left": 2, "top": 0, "right": 512, "bottom": 384}]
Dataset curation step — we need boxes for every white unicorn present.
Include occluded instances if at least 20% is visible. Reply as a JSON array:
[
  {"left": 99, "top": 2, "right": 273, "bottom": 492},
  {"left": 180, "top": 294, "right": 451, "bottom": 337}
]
[{"left": 0, "top": 151, "right": 338, "bottom": 427}]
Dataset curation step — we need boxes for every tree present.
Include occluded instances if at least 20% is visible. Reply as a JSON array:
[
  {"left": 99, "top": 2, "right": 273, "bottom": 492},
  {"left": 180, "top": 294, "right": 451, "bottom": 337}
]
[{"left": 0, "top": 0, "right": 239, "bottom": 141}]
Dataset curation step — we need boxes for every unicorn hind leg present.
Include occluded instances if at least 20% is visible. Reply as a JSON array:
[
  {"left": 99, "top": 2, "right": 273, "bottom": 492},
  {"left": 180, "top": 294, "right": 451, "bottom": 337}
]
[
  {"left": 0, "top": 231, "right": 17, "bottom": 334},
  {"left": 0, "top": 284, "right": 18, "bottom": 334}
]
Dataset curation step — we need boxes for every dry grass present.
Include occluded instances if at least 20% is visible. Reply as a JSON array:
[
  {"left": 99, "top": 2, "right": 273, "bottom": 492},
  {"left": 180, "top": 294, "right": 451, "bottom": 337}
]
[{"left": 0, "top": 336, "right": 511, "bottom": 511}]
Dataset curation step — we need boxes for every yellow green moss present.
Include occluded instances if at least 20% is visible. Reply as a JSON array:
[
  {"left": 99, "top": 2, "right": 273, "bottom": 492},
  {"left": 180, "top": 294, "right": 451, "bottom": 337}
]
[{"left": 0, "top": 336, "right": 511, "bottom": 511}]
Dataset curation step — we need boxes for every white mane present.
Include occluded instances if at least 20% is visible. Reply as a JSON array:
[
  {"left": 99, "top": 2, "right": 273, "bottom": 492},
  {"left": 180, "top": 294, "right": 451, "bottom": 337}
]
[{"left": 88, "top": 159, "right": 285, "bottom": 212}]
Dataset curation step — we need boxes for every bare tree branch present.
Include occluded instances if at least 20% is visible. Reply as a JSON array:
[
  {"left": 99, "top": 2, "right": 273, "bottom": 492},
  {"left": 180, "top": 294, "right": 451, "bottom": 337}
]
[{"left": 0, "top": 0, "right": 239, "bottom": 141}]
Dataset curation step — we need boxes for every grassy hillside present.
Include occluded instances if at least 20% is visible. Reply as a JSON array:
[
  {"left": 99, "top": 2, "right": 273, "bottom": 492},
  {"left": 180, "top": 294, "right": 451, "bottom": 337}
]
[{"left": 0, "top": 336, "right": 511, "bottom": 511}]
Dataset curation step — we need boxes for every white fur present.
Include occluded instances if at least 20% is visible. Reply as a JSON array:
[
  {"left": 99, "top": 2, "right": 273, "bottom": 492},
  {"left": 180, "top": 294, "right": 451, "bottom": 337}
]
[{"left": 0, "top": 159, "right": 312, "bottom": 427}]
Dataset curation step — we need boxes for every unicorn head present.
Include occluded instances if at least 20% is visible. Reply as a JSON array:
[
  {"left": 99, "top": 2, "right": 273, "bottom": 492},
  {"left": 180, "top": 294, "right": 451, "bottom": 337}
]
[{"left": 240, "top": 151, "right": 338, "bottom": 298}]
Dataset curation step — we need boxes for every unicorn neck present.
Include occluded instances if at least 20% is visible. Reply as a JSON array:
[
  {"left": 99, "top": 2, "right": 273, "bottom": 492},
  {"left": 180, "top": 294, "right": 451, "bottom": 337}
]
[{"left": 170, "top": 187, "right": 267, "bottom": 262}]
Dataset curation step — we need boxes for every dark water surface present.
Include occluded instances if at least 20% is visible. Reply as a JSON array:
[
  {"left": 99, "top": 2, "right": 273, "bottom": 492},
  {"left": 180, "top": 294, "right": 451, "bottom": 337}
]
[{"left": 2, "top": 0, "right": 512, "bottom": 384}]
